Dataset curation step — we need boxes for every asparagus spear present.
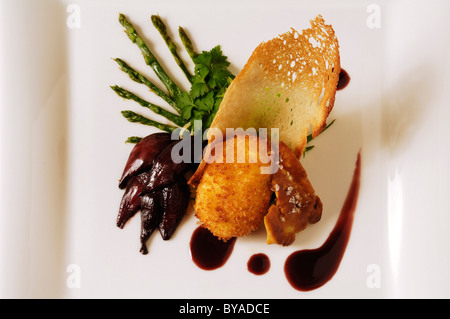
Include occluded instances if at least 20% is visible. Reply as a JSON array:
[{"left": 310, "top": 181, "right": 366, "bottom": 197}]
[
  {"left": 111, "top": 85, "right": 185, "bottom": 127},
  {"left": 179, "top": 26, "right": 197, "bottom": 60},
  {"left": 113, "top": 58, "right": 177, "bottom": 109},
  {"left": 121, "top": 110, "right": 177, "bottom": 133},
  {"left": 125, "top": 136, "right": 143, "bottom": 144},
  {"left": 115, "top": 13, "right": 234, "bottom": 135},
  {"left": 151, "top": 15, "right": 193, "bottom": 83},
  {"left": 118, "top": 13, "right": 183, "bottom": 101}
]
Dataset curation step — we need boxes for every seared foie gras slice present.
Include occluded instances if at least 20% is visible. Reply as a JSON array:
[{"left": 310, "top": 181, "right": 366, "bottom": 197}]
[{"left": 264, "top": 142, "right": 322, "bottom": 246}]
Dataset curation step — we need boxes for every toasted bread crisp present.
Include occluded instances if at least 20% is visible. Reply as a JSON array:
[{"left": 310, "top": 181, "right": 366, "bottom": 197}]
[{"left": 209, "top": 15, "right": 340, "bottom": 157}]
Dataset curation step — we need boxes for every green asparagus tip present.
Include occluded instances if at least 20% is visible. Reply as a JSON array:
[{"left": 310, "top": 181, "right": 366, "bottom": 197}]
[
  {"left": 111, "top": 85, "right": 129, "bottom": 99},
  {"left": 113, "top": 57, "right": 125, "bottom": 67},
  {"left": 111, "top": 85, "right": 127, "bottom": 99},
  {"left": 112, "top": 58, "right": 124, "bottom": 69},
  {"left": 118, "top": 13, "right": 126, "bottom": 24},
  {"left": 125, "top": 136, "right": 143, "bottom": 144},
  {"left": 151, "top": 15, "right": 168, "bottom": 35},
  {"left": 179, "top": 26, "right": 197, "bottom": 59},
  {"left": 151, "top": 14, "right": 163, "bottom": 26}
]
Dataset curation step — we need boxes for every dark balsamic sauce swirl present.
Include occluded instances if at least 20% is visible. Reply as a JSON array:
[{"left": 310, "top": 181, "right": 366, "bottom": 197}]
[{"left": 284, "top": 151, "right": 361, "bottom": 291}]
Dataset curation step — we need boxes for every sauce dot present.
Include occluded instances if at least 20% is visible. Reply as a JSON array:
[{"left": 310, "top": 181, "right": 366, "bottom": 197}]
[
  {"left": 247, "top": 253, "right": 270, "bottom": 275},
  {"left": 337, "top": 68, "right": 350, "bottom": 90}
]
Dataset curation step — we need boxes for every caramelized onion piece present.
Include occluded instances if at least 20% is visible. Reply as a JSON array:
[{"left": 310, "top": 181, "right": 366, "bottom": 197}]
[
  {"left": 139, "top": 191, "right": 162, "bottom": 254},
  {"left": 117, "top": 171, "right": 152, "bottom": 229},
  {"left": 119, "top": 133, "right": 172, "bottom": 189},
  {"left": 159, "top": 178, "right": 191, "bottom": 240}
]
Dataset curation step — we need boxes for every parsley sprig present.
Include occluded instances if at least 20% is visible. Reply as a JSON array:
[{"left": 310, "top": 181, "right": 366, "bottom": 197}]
[
  {"left": 111, "top": 14, "right": 234, "bottom": 142},
  {"left": 185, "top": 45, "right": 235, "bottom": 129}
]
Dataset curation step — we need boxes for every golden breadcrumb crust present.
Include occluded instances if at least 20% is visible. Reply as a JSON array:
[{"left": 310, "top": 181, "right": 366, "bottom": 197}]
[{"left": 190, "top": 134, "right": 273, "bottom": 240}]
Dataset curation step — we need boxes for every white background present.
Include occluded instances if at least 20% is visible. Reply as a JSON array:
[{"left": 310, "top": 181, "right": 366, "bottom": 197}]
[{"left": 1, "top": 0, "right": 449, "bottom": 298}]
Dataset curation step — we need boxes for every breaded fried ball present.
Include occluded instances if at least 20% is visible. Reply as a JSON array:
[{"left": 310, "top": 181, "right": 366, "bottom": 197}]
[{"left": 190, "top": 134, "right": 273, "bottom": 240}]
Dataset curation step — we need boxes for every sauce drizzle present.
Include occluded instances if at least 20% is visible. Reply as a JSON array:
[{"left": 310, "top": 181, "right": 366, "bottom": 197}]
[
  {"left": 284, "top": 151, "right": 361, "bottom": 291},
  {"left": 190, "top": 226, "right": 236, "bottom": 270},
  {"left": 247, "top": 253, "right": 270, "bottom": 275}
]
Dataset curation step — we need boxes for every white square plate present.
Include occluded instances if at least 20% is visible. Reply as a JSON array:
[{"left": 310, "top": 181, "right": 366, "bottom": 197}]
[{"left": 1, "top": 0, "right": 449, "bottom": 298}]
